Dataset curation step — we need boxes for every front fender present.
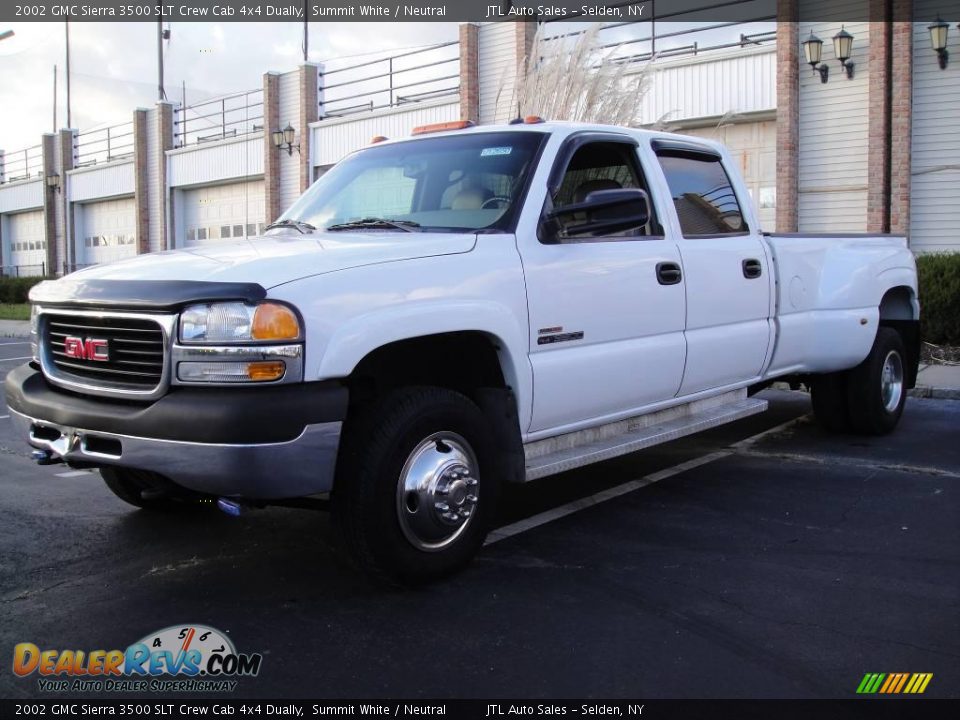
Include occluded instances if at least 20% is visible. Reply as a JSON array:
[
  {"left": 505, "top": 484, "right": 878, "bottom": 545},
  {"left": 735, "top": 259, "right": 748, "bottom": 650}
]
[{"left": 271, "top": 240, "right": 533, "bottom": 430}]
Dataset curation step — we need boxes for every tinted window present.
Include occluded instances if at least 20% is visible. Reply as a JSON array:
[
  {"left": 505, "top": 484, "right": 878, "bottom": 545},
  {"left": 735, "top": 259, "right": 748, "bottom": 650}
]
[
  {"left": 656, "top": 152, "right": 747, "bottom": 236},
  {"left": 549, "top": 141, "right": 659, "bottom": 241}
]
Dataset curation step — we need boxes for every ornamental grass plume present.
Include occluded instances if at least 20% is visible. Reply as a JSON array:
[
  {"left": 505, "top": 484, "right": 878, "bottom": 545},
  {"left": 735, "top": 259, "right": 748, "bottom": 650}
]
[{"left": 508, "top": 25, "right": 653, "bottom": 126}]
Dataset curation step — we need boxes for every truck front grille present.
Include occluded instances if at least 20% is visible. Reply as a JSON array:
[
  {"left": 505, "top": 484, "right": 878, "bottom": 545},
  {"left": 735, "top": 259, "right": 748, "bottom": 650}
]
[{"left": 41, "top": 312, "right": 170, "bottom": 396}]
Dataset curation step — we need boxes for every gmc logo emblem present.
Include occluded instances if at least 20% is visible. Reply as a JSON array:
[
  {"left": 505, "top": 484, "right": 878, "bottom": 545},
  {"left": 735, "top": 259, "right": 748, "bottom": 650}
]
[{"left": 64, "top": 337, "right": 110, "bottom": 362}]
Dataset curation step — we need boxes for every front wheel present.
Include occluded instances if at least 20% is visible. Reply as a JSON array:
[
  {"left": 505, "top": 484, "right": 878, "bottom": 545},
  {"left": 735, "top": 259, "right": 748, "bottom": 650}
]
[
  {"left": 332, "top": 387, "right": 499, "bottom": 584},
  {"left": 846, "top": 327, "right": 908, "bottom": 435}
]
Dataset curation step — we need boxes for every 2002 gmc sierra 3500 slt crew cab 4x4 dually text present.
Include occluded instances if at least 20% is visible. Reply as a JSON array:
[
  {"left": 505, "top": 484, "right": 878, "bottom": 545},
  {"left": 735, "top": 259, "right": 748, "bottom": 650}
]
[{"left": 5, "top": 120, "right": 920, "bottom": 582}]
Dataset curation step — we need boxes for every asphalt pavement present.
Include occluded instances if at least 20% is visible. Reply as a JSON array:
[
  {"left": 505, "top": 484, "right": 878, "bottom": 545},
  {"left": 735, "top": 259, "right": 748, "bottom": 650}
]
[{"left": 0, "top": 337, "right": 957, "bottom": 700}]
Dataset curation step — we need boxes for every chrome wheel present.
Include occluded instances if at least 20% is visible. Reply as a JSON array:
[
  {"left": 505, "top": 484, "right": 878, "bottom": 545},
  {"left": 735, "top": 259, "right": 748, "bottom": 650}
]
[
  {"left": 881, "top": 350, "right": 904, "bottom": 413},
  {"left": 396, "top": 432, "right": 479, "bottom": 552}
]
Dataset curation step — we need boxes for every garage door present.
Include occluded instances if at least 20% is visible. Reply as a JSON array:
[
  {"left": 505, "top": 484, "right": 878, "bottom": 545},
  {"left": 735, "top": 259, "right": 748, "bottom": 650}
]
[
  {"left": 80, "top": 196, "right": 137, "bottom": 266},
  {"left": 682, "top": 121, "right": 777, "bottom": 231},
  {"left": 182, "top": 180, "right": 265, "bottom": 248},
  {"left": 6, "top": 209, "right": 47, "bottom": 276}
]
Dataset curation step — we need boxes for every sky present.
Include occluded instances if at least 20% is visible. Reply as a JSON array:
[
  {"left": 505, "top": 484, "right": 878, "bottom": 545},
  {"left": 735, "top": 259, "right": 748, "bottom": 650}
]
[{"left": 0, "top": 21, "right": 459, "bottom": 152}]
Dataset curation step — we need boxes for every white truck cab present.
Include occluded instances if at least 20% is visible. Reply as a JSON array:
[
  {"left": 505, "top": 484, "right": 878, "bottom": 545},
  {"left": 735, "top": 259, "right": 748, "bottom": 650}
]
[{"left": 5, "top": 121, "right": 920, "bottom": 582}]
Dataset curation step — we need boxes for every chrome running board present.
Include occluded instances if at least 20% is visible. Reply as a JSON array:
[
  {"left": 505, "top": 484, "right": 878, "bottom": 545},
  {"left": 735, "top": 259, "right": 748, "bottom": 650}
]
[{"left": 523, "top": 389, "right": 767, "bottom": 481}]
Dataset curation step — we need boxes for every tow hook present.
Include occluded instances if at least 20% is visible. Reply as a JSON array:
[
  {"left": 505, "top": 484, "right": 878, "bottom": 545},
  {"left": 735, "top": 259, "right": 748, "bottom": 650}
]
[{"left": 31, "top": 449, "right": 63, "bottom": 466}]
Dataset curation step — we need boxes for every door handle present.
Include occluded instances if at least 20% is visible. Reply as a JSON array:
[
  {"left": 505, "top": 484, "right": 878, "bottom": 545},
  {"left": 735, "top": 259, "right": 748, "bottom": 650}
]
[
  {"left": 742, "top": 258, "right": 763, "bottom": 279},
  {"left": 656, "top": 262, "right": 682, "bottom": 285}
]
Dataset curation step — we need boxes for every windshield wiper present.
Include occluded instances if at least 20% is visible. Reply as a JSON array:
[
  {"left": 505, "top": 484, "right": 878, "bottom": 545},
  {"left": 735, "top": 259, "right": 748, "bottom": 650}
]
[
  {"left": 264, "top": 219, "right": 316, "bottom": 234},
  {"left": 326, "top": 218, "right": 421, "bottom": 233}
]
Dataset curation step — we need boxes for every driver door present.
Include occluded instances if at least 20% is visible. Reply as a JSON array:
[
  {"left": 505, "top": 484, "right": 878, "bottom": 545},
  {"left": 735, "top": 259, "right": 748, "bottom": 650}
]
[{"left": 519, "top": 134, "right": 687, "bottom": 434}]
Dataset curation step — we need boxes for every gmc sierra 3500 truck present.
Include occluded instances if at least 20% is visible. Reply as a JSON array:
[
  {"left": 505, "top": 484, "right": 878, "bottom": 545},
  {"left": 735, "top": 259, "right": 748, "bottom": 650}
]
[{"left": 5, "top": 120, "right": 920, "bottom": 582}]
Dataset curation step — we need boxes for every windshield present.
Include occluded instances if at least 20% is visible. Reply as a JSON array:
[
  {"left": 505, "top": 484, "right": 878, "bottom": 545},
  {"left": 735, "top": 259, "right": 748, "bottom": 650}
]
[{"left": 273, "top": 131, "right": 547, "bottom": 233}]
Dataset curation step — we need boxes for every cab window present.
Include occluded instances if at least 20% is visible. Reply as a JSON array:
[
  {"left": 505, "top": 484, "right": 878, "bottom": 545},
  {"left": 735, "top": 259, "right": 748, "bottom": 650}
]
[
  {"left": 655, "top": 150, "right": 748, "bottom": 236},
  {"left": 548, "top": 141, "right": 660, "bottom": 242}
]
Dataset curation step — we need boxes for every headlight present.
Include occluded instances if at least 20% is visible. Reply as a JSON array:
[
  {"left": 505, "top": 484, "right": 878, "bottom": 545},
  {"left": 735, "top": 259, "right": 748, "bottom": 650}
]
[{"left": 179, "top": 302, "right": 301, "bottom": 344}]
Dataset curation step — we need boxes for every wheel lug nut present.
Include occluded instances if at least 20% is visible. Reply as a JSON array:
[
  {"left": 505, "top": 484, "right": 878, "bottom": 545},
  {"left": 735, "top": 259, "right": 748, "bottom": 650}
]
[
  {"left": 435, "top": 502, "right": 449, "bottom": 512},
  {"left": 466, "top": 478, "right": 478, "bottom": 487},
  {"left": 466, "top": 494, "right": 477, "bottom": 504}
]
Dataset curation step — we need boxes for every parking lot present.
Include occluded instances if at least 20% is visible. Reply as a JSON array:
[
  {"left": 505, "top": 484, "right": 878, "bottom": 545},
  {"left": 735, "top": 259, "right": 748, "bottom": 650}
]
[{"left": 1, "top": 336, "right": 957, "bottom": 700}]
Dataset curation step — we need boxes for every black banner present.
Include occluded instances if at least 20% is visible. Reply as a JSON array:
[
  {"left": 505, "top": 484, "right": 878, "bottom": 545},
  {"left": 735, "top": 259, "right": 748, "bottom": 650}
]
[
  {"left": 2, "top": 700, "right": 960, "bottom": 720},
  {"left": 0, "top": 1, "right": 927, "bottom": 24}
]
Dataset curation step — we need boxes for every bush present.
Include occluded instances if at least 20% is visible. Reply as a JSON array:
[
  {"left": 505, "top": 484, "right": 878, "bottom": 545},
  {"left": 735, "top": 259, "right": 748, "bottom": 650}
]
[
  {"left": 917, "top": 252, "right": 960, "bottom": 346},
  {"left": 0, "top": 276, "right": 50, "bottom": 305}
]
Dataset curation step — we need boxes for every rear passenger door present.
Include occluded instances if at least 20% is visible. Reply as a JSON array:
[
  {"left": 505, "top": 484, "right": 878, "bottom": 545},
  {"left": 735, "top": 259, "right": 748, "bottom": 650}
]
[
  {"left": 519, "top": 134, "right": 687, "bottom": 434},
  {"left": 652, "top": 141, "right": 772, "bottom": 395}
]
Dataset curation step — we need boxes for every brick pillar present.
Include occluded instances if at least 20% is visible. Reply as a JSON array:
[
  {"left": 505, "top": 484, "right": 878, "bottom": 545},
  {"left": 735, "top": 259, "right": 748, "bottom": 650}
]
[
  {"left": 133, "top": 108, "right": 149, "bottom": 255},
  {"left": 775, "top": 2, "right": 799, "bottom": 233},
  {"left": 263, "top": 72, "right": 281, "bottom": 224},
  {"left": 40, "top": 134, "right": 57, "bottom": 276},
  {"left": 459, "top": 23, "right": 480, "bottom": 123},
  {"left": 867, "top": 3, "right": 891, "bottom": 233},
  {"left": 890, "top": 6, "right": 913, "bottom": 236},
  {"left": 155, "top": 102, "right": 174, "bottom": 252},
  {"left": 298, "top": 63, "right": 320, "bottom": 193},
  {"left": 516, "top": 20, "right": 536, "bottom": 68},
  {"left": 57, "top": 129, "right": 76, "bottom": 272}
]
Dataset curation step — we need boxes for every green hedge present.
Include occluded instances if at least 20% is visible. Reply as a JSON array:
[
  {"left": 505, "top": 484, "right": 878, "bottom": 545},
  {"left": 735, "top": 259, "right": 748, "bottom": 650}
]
[
  {"left": 917, "top": 252, "right": 960, "bottom": 346},
  {"left": 0, "top": 276, "right": 49, "bottom": 305}
]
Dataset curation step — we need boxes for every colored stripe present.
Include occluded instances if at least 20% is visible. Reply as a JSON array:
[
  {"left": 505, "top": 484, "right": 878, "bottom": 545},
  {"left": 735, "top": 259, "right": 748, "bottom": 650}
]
[
  {"left": 879, "top": 675, "right": 895, "bottom": 694},
  {"left": 856, "top": 674, "right": 874, "bottom": 693},
  {"left": 870, "top": 673, "right": 887, "bottom": 693},
  {"left": 904, "top": 674, "right": 919, "bottom": 693},
  {"left": 893, "top": 673, "right": 910, "bottom": 693},
  {"left": 917, "top": 674, "right": 933, "bottom": 694}
]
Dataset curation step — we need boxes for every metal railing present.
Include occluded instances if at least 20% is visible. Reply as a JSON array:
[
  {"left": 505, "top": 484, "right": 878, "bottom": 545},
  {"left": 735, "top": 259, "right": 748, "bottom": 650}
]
[
  {"left": 76, "top": 122, "right": 135, "bottom": 167},
  {"left": 321, "top": 41, "right": 460, "bottom": 118},
  {"left": 0, "top": 145, "right": 43, "bottom": 184},
  {"left": 0, "top": 262, "right": 46, "bottom": 278},
  {"left": 174, "top": 88, "right": 264, "bottom": 147},
  {"left": 540, "top": 0, "right": 777, "bottom": 66}
]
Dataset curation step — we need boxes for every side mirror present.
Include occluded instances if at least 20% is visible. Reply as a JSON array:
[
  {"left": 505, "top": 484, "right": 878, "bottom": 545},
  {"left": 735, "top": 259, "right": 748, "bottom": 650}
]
[{"left": 544, "top": 188, "right": 651, "bottom": 239}]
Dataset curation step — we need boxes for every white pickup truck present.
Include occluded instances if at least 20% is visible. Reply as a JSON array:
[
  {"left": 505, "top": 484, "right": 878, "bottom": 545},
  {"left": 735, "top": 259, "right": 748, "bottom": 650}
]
[{"left": 5, "top": 121, "right": 920, "bottom": 581}]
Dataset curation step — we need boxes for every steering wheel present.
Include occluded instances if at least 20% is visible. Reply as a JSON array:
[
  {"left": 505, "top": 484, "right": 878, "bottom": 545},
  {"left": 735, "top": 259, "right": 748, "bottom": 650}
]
[{"left": 481, "top": 196, "right": 511, "bottom": 210}]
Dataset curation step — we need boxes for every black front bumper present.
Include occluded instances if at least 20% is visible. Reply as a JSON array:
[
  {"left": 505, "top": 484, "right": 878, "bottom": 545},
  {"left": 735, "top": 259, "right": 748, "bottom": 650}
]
[
  {"left": 5, "top": 364, "right": 347, "bottom": 444},
  {"left": 4, "top": 365, "right": 350, "bottom": 499}
]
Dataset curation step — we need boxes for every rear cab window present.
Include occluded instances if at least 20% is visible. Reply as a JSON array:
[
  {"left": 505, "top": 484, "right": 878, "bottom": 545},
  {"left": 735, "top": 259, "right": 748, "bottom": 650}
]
[{"left": 653, "top": 144, "right": 749, "bottom": 237}]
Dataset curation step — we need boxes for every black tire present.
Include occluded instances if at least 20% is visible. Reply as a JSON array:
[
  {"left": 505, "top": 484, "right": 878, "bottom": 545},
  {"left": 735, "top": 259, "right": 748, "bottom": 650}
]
[
  {"left": 810, "top": 371, "right": 851, "bottom": 433},
  {"left": 846, "top": 327, "right": 908, "bottom": 435},
  {"left": 100, "top": 467, "right": 191, "bottom": 511},
  {"left": 332, "top": 387, "right": 499, "bottom": 584}
]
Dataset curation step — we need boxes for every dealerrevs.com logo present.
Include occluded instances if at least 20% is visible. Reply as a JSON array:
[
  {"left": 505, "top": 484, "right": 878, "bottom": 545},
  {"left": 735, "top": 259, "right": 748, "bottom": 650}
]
[{"left": 13, "top": 624, "right": 263, "bottom": 693}]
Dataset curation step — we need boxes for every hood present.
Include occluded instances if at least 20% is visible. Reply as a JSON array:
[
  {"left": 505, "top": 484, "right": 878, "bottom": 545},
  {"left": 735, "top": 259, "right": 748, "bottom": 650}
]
[{"left": 66, "top": 231, "right": 477, "bottom": 289}]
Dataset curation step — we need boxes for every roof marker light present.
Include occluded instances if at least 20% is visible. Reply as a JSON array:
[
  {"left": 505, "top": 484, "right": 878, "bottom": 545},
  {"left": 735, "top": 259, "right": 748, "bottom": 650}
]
[
  {"left": 411, "top": 120, "right": 476, "bottom": 136},
  {"left": 370, "top": 135, "right": 388, "bottom": 144}
]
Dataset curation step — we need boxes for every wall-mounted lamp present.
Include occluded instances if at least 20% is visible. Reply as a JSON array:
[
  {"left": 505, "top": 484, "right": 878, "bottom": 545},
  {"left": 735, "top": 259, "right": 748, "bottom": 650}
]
[
  {"left": 929, "top": 18, "right": 949, "bottom": 69},
  {"left": 802, "top": 31, "right": 829, "bottom": 83},
  {"left": 833, "top": 26, "right": 855, "bottom": 79},
  {"left": 45, "top": 172, "right": 60, "bottom": 193},
  {"left": 271, "top": 123, "right": 298, "bottom": 156}
]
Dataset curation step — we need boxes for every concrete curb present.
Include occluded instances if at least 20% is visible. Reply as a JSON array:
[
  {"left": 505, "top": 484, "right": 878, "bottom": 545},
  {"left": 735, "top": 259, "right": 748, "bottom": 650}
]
[{"left": 909, "top": 386, "right": 960, "bottom": 400}]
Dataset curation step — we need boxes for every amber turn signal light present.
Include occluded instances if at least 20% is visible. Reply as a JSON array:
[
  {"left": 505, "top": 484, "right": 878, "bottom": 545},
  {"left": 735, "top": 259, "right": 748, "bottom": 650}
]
[
  {"left": 246, "top": 361, "right": 286, "bottom": 382},
  {"left": 251, "top": 303, "right": 300, "bottom": 341}
]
